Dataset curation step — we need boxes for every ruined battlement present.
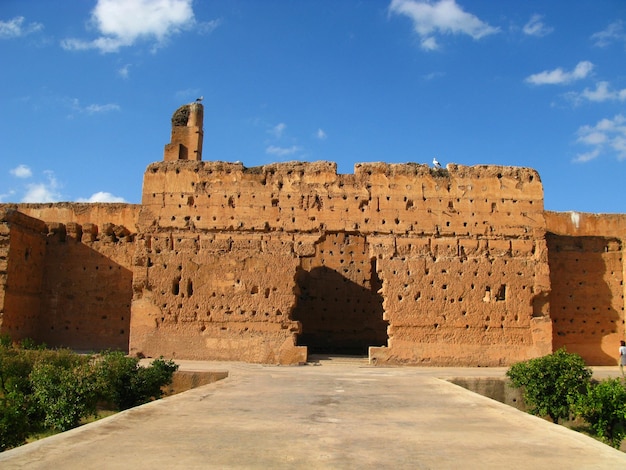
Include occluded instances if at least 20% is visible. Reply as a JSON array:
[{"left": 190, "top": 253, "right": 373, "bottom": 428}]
[
  {"left": 140, "top": 160, "right": 544, "bottom": 240},
  {"left": 1, "top": 202, "right": 141, "bottom": 229}
]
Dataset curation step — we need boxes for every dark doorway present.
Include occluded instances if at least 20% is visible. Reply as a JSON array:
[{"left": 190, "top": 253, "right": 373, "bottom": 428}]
[{"left": 292, "top": 233, "right": 387, "bottom": 355}]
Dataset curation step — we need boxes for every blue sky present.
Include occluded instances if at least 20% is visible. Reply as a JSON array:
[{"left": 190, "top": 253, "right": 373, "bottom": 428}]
[{"left": 1, "top": 0, "right": 625, "bottom": 213}]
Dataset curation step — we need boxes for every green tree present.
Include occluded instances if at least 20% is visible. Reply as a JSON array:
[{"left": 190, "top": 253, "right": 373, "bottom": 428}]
[
  {"left": 506, "top": 348, "right": 592, "bottom": 423},
  {"left": 574, "top": 378, "right": 626, "bottom": 448}
]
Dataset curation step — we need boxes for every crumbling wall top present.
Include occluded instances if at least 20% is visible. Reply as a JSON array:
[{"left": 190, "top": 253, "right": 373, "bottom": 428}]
[{"left": 0, "top": 208, "right": 48, "bottom": 233}]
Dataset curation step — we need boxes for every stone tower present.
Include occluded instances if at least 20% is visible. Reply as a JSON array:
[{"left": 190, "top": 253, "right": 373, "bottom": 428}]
[{"left": 163, "top": 102, "right": 203, "bottom": 161}]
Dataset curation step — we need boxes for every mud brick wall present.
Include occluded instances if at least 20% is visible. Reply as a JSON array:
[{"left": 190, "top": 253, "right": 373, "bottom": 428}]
[
  {"left": 0, "top": 204, "right": 140, "bottom": 351},
  {"left": 38, "top": 221, "right": 135, "bottom": 351},
  {"left": 0, "top": 210, "right": 47, "bottom": 341},
  {"left": 3, "top": 202, "right": 140, "bottom": 229},
  {"left": 545, "top": 211, "right": 626, "bottom": 365},
  {"left": 366, "top": 165, "right": 551, "bottom": 365},
  {"left": 130, "top": 231, "right": 305, "bottom": 363},
  {"left": 136, "top": 160, "right": 551, "bottom": 365}
]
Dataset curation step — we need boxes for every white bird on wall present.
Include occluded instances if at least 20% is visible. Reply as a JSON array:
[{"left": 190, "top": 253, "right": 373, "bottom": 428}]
[{"left": 432, "top": 157, "right": 442, "bottom": 169}]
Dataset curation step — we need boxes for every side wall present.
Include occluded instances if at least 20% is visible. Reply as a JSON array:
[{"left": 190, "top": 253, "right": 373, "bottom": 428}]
[
  {"left": 545, "top": 211, "right": 626, "bottom": 365},
  {"left": 0, "top": 210, "right": 47, "bottom": 341},
  {"left": 0, "top": 204, "right": 141, "bottom": 351},
  {"left": 38, "top": 221, "right": 135, "bottom": 351}
]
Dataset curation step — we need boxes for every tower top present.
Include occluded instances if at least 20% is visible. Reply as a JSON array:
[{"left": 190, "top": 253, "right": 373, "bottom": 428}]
[{"left": 164, "top": 102, "right": 204, "bottom": 161}]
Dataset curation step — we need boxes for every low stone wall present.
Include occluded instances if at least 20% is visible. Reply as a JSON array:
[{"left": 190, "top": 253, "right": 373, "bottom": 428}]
[
  {"left": 163, "top": 370, "right": 229, "bottom": 396},
  {"left": 449, "top": 377, "right": 525, "bottom": 411}
]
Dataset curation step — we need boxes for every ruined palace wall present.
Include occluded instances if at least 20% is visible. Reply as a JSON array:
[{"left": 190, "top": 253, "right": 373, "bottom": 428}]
[
  {"left": 134, "top": 161, "right": 551, "bottom": 365},
  {"left": 545, "top": 211, "right": 626, "bottom": 238},
  {"left": 38, "top": 221, "right": 135, "bottom": 351},
  {"left": 140, "top": 161, "right": 542, "bottom": 237},
  {"left": 0, "top": 204, "right": 140, "bottom": 351},
  {"left": 367, "top": 166, "right": 550, "bottom": 365},
  {"left": 0, "top": 210, "right": 47, "bottom": 341},
  {"left": 130, "top": 231, "right": 305, "bottom": 363},
  {"left": 3, "top": 203, "right": 140, "bottom": 229},
  {"left": 545, "top": 211, "right": 626, "bottom": 365}
]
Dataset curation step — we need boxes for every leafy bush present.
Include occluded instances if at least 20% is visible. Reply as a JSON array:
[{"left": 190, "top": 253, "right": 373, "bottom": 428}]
[
  {"left": 0, "top": 340, "right": 178, "bottom": 450},
  {"left": 97, "top": 351, "right": 178, "bottom": 410},
  {"left": 506, "top": 348, "right": 592, "bottom": 423},
  {"left": 574, "top": 378, "right": 626, "bottom": 448},
  {"left": 0, "top": 390, "right": 30, "bottom": 450},
  {"left": 0, "top": 344, "right": 38, "bottom": 449},
  {"left": 30, "top": 361, "right": 100, "bottom": 432}
]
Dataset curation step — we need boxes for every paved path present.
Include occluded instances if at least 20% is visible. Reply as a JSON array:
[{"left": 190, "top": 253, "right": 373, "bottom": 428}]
[{"left": 1, "top": 359, "right": 625, "bottom": 469}]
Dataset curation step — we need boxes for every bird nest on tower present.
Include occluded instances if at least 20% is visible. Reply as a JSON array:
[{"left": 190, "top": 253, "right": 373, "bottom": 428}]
[{"left": 171, "top": 105, "right": 191, "bottom": 127}]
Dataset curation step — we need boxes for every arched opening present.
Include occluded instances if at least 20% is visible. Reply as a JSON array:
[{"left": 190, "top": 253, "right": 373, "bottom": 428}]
[{"left": 292, "top": 233, "right": 388, "bottom": 355}]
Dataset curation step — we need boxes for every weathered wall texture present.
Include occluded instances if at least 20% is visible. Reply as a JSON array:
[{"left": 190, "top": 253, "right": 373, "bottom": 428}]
[
  {"left": 38, "top": 221, "right": 135, "bottom": 351},
  {"left": 0, "top": 210, "right": 47, "bottom": 341},
  {"left": 0, "top": 104, "right": 624, "bottom": 366},
  {"left": 8, "top": 202, "right": 140, "bottom": 229},
  {"left": 129, "top": 158, "right": 552, "bottom": 365},
  {"left": 545, "top": 211, "right": 626, "bottom": 365},
  {"left": 0, "top": 205, "right": 140, "bottom": 351},
  {"left": 365, "top": 165, "right": 551, "bottom": 366}
]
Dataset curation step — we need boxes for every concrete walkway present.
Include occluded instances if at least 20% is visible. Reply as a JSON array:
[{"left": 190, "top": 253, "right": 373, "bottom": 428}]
[{"left": 1, "top": 359, "right": 626, "bottom": 469}]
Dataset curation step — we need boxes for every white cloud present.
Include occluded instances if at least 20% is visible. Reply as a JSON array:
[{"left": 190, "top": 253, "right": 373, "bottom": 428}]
[
  {"left": 525, "top": 61, "right": 594, "bottom": 85},
  {"left": 572, "top": 149, "right": 600, "bottom": 163},
  {"left": 423, "top": 71, "right": 445, "bottom": 80},
  {"left": 579, "top": 81, "right": 626, "bottom": 103},
  {"left": 0, "top": 16, "right": 43, "bottom": 39},
  {"left": 118, "top": 64, "right": 131, "bottom": 79},
  {"left": 574, "top": 114, "right": 626, "bottom": 162},
  {"left": 523, "top": 14, "right": 553, "bottom": 37},
  {"left": 197, "top": 19, "right": 222, "bottom": 35},
  {"left": 0, "top": 190, "right": 16, "bottom": 203},
  {"left": 84, "top": 103, "right": 121, "bottom": 114},
  {"left": 67, "top": 98, "right": 121, "bottom": 116},
  {"left": 591, "top": 20, "right": 625, "bottom": 48},
  {"left": 22, "top": 171, "right": 63, "bottom": 203},
  {"left": 269, "top": 123, "right": 287, "bottom": 139},
  {"left": 266, "top": 145, "right": 301, "bottom": 157},
  {"left": 316, "top": 129, "right": 327, "bottom": 140},
  {"left": 10, "top": 164, "right": 33, "bottom": 179},
  {"left": 389, "top": 0, "right": 500, "bottom": 51},
  {"left": 61, "top": 0, "right": 198, "bottom": 53},
  {"left": 77, "top": 191, "right": 126, "bottom": 203}
]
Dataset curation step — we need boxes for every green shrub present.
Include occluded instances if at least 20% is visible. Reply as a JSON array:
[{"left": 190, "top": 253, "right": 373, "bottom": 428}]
[
  {"left": 574, "top": 378, "right": 626, "bottom": 448},
  {"left": 0, "top": 341, "right": 178, "bottom": 449},
  {"left": 0, "top": 345, "right": 34, "bottom": 397},
  {"left": 30, "top": 361, "right": 100, "bottom": 432},
  {"left": 0, "top": 390, "right": 30, "bottom": 450},
  {"left": 97, "top": 351, "right": 178, "bottom": 410},
  {"left": 506, "top": 348, "right": 592, "bottom": 423}
]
